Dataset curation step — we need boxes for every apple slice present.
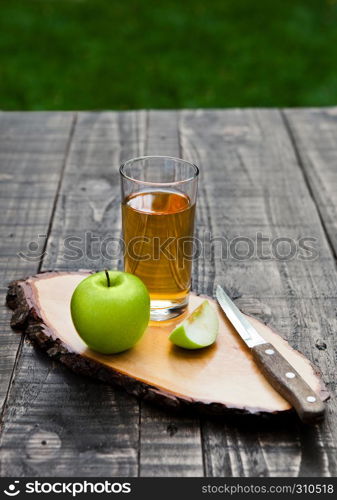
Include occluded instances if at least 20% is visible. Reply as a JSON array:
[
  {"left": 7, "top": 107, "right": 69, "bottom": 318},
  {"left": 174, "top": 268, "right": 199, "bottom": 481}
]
[{"left": 169, "top": 300, "right": 219, "bottom": 349}]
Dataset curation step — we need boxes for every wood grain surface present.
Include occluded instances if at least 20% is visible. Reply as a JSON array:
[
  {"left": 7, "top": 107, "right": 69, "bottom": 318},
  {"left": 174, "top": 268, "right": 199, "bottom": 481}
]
[
  {"left": 0, "top": 112, "right": 75, "bottom": 412},
  {"left": 1, "top": 109, "right": 336, "bottom": 477}
]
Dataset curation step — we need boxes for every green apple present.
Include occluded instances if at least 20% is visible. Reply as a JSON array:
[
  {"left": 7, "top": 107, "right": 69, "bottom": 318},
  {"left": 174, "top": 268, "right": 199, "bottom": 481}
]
[
  {"left": 70, "top": 270, "right": 150, "bottom": 354},
  {"left": 169, "top": 300, "right": 219, "bottom": 349}
]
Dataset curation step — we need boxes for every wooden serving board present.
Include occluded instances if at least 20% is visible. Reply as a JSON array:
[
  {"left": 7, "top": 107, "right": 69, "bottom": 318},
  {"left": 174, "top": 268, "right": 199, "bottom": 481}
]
[{"left": 7, "top": 271, "right": 329, "bottom": 416}]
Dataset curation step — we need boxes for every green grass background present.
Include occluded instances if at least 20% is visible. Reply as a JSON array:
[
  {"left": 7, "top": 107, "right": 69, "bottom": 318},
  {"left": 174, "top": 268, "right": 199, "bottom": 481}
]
[{"left": 1, "top": 0, "right": 337, "bottom": 110}]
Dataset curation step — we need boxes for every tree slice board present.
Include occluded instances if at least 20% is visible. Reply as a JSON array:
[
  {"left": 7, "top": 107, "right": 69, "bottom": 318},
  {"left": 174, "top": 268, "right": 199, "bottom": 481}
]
[{"left": 6, "top": 271, "right": 329, "bottom": 416}]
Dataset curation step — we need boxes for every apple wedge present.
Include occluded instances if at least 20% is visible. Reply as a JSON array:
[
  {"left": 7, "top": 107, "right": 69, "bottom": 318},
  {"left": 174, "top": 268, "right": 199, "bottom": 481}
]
[{"left": 169, "top": 300, "right": 219, "bottom": 349}]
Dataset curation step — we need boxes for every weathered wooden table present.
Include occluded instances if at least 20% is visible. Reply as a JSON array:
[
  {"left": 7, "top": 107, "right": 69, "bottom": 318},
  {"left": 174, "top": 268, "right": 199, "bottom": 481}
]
[{"left": 1, "top": 109, "right": 336, "bottom": 477}]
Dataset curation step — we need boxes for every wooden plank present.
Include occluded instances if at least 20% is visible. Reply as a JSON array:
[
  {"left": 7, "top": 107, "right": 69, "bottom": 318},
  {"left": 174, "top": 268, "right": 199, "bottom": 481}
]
[
  {"left": 0, "top": 112, "right": 141, "bottom": 476},
  {"left": 282, "top": 107, "right": 337, "bottom": 256},
  {"left": 180, "top": 109, "right": 337, "bottom": 476},
  {"left": 0, "top": 112, "right": 75, "bottom": 413},
  {"left": 139, "top": 111, "right": 203, "bottom": 477}
]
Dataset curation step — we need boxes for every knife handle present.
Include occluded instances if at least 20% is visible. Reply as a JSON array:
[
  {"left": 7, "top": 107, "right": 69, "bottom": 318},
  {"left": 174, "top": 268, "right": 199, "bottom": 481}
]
[{"left": 251, "top": 343, "right": 325, "bottom": 424}]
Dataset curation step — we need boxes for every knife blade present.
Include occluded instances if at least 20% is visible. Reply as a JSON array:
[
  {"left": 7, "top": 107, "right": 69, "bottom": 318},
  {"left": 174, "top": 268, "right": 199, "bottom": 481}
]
[{"left": 216, "top": 285, "right": 325, "bottom": 424}]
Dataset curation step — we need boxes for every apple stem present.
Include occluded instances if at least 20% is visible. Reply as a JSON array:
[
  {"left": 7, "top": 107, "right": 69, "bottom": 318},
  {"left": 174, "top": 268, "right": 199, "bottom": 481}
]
[{"left": 104, "top": 269, "right": 111, "bottom": 287}]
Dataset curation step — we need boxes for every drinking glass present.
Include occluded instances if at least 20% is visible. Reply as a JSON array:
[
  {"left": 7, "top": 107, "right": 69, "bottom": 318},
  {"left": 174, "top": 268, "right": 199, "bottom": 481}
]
[{"left": 120, "top": 156, "right": 199, "bottom": 321}]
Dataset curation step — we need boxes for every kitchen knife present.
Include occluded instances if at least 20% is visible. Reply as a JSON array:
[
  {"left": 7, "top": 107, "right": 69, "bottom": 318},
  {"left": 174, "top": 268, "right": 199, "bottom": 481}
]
[{"left": 216, "top": 285, "right": 325, "bottom": 424}]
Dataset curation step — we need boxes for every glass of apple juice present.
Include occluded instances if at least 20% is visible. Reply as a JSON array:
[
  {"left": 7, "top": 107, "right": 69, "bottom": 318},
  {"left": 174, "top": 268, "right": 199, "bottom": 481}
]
[{"left": 120, "top": 156, "right": 199, "bottom": 321}]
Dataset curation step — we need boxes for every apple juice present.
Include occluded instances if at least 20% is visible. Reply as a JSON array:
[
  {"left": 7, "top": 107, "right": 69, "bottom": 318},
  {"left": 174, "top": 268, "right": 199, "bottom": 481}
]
[{"left": 122, "top": 190, "right": 195, "bottom": 310}]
